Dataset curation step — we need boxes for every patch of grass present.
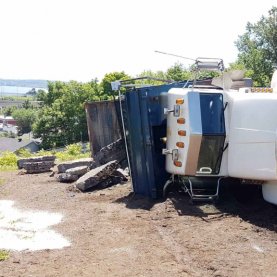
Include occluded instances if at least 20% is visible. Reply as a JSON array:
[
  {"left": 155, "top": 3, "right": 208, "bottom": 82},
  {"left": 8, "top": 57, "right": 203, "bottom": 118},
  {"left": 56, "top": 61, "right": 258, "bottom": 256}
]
[
  {"left": 36, "top": 143, "right": 91, "bottom": 162},
  {"left": 0, "top": 143, "right": 91, "bottom": 171},
  {"left": 0, "top": 152, "right": 17, "bottom": 167},
  {"left": 0, "top": 250, "right": 9, "bottom": 261},
  {"left": 55, "top": 151, "right": 90, "bottom": 162}
]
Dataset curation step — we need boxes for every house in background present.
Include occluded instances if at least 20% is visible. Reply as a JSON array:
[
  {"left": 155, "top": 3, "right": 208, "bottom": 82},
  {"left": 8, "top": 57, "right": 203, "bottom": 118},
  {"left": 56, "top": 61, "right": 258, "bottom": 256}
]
[
  {"left": 0, "top": 116, "right": 17, "bottom": 126},
  {"left": 0, "top": 137, "right": 40, "bottom": 153},
  {"left": 0, "top": 116, "right": 18, "bottom": 136}
]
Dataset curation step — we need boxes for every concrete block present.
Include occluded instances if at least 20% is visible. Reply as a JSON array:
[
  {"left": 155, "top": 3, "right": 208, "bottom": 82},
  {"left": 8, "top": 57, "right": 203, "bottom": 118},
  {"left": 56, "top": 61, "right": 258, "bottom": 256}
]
[{"left": 76, "top": 160, "right": 118, "bottom": 191}]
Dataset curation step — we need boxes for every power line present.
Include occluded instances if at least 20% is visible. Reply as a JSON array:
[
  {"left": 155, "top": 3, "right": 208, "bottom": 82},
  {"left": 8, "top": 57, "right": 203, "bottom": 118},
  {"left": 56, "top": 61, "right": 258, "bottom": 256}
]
[{"left": 154, "top": 50, "right": 197, "bottom": 62}]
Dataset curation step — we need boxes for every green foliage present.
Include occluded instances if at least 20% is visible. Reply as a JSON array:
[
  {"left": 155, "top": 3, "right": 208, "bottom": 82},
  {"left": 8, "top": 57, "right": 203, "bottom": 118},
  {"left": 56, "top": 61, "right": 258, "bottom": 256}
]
[
  {"left": 65, "top": 143, "right": 82, "bottom": 155},
  {"left": 55, "top": 144, "right": 90, "bottom": 162},
  {"left": 0, "top": 152, "right": 18, "bottom": 167},
  {"left": 12, "top": 108, "right": 38, "bottom": 135},
  {"left": 0, "top": 250, "right": 9, "bottom": 261},
  {"left": 227, "top": 62, "right": 253, "bottom": 78},
  {"left": 22, "top": 99, "right": 33, "bottom": 109},
  {"left": 0, "top": 133, "right": 8, "bottom": 138},
  {"left": 32, "top": 80, "right": 102, "bottom": 148},
  {"left": 3, "top": 106, "right": 16, "bottom": 117},
  {"left": 235, "top": 6, "right": 277, "bottom": 86},
  {"left": 36, "top": 89, "right": 47, "bottom": 103},
  {"left": 36, "top": 143, "right": 90, "bottom": 162},
  {"left": 166, "top": 63, "right": 193, "bottom": 81},
  {"left": 26, "top": 88, "right": 37, "bottom": 96},
  {"left": 136, "top": 64, "right": 193, "bottom": 86},
  {"left": 0, "top": 143, "right": 90, "bottom": 171},
  {"left": 15, "top": 148, "right": 32, "bottom": 158},
  {"left": 136, "top": 63, "right": 218, "bottom": 85},
  {"left": 136, "top": 70, "right": 171, "bottom": 85},
  {"left": 0, "top": 95, "right": 33, "bottom": 101},
  {"left": 36, "top": 149, "right": 54, "bottom": 156},
  {"left": 100, "top": 71, "right": 130, "bottom": 96}
]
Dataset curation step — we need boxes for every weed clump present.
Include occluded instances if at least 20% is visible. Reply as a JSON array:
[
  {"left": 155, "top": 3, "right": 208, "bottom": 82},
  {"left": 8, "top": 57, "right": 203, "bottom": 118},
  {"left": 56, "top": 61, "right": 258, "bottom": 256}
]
[{"left": 0, "top": 250, "right": 9, "bottom": 261}]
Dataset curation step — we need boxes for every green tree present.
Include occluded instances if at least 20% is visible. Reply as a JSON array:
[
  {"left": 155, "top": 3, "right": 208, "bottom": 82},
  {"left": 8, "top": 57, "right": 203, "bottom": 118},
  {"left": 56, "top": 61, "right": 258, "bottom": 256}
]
[
  {"left": 100, "top": 71, "right": 130, "bottom": 96},
  {"left": 36, "top": 89, "right": 47, "bottom": 103},
  {"left": 12, "top": 108, "right": 38, "bottom": 135},
  {"left": 32, "top": 80, "right": 101, "bottom": 149},
  {"left": 235, "top": 6, "right": 277, "bottom": 86},
  {"left": 3, "top": 106, "right": 16, "bottom": 116},
  {"left": 136, "top": 70, "right": 169, "bottom": 85},
  {"left": 26, "top": 88, "right": 37, "bottom": 96},
  {"left": 166, "top": 63, "right": 193, "bottom": 81},
  {"left": 22, "top": 99, "right": 33, "bottom": 109}
]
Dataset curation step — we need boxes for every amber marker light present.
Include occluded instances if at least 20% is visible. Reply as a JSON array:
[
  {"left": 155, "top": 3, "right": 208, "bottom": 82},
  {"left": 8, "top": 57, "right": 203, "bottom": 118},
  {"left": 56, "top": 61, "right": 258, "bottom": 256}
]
[
  {"left": 178, "top": 130, "right": 186, "bottom": 136},
  {"left": 174, "top": 160, "right": 182, "bottom": 167},
  {"left": 176, "top": 98, "right": 184, "bottom": 104},
  {"left": 177, "top": 118, "right": 185, "bottom": 124},
  {"left": 176, "top": 142, "right": 184, "bottom": 148}
]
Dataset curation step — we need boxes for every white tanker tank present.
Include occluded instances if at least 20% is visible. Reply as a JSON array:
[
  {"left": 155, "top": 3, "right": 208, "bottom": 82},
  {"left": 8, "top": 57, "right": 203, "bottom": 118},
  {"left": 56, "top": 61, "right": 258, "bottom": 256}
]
[{"left": 163, "top": 60, "right": 277, "bottom": 204}]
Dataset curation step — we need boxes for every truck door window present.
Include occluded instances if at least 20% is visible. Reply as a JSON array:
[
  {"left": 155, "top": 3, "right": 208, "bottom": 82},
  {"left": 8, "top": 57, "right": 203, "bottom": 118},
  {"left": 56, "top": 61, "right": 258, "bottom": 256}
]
[{"left": 197, "top": 93, "right": 225, "bottom": 175}]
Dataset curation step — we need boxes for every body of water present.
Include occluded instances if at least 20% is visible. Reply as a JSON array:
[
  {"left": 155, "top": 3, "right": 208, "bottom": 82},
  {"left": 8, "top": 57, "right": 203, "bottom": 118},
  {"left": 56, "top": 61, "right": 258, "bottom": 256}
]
[{"left": 0, "top": 86, "right": 46, "bottom": 96}]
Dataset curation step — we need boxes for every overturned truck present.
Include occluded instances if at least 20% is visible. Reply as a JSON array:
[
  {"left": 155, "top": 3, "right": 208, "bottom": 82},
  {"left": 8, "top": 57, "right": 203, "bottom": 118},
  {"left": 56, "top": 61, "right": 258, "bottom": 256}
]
[{"left": 112, "top": 58, "right": 277, "bottom": 205}]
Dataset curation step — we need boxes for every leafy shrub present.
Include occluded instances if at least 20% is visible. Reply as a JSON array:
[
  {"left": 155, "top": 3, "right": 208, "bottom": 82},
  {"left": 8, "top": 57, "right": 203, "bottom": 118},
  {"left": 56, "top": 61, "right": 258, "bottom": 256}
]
[
  {"left": 16, "top": 148, "right": 32, "bottom": 158},
  {"left": 36, "top": 149, "right": 54, "bottom": 156},
  {"left": 0, "top": 152, "right": 18, "bottom": 167},
  {"left": 65, "top": 144, "right": 82, "bottom": 156},
  {"left": 0, "top": 250, "right": 9, "bottom": 261},
  {"left": 0, "top": 143, "right": 90, "bottom": 171},
  {"left": 55, "top": 144, "right": 90, "bottom": 162}
]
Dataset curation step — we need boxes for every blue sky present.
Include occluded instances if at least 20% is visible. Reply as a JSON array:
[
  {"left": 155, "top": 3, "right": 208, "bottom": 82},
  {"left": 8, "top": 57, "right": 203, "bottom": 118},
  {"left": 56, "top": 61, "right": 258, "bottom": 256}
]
[{"left": 0, "top": 0, "right": 276, "bottom": 81}]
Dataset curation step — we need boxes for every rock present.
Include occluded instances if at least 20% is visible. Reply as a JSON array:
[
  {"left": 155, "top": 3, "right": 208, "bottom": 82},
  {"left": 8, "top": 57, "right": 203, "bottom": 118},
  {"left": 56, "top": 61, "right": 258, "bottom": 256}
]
[
  {"left": 22, "top": 160, "right": 55, "bottom": 174},
  {"left": 123, "top": 167, "right": 130, "bottom": 176},
  {"left": 65, "top": 165, "right": 89, "bottom": 177},
  {"left": 66, "top": 184, "right": 81, "bottom": 193},
  {"left": 97, "top": 175, "right": 123, "bottom": 189},
  {"left": 56, "top": 173, "right": 79, "bottom": 183},
  {"left": 113, "top": 168, "right": 128, "bottom": 181},
  {"left": 17, "top": 156, "right": 56, "bottom": 169},
  {"left": 94, "top": 139, "right": 126, "bottom": 166},
  {"left": 96, "top": 177, "right": 116, "bottom": 189},
  {"left": 49, "top": 171, "right": 55, "bottom": 177},
  {"left": 57, "top": 158, "right": 96, "bottom": 173},
  {"left": 76, "top": 160, "right": 118, "bottom": 191}
]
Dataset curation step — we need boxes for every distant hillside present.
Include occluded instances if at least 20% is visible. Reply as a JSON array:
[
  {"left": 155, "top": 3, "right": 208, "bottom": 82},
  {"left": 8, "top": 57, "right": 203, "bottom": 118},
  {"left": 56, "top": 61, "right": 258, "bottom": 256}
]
[{"left": 0, "top": 79, "right": 48, "bottom": 89}]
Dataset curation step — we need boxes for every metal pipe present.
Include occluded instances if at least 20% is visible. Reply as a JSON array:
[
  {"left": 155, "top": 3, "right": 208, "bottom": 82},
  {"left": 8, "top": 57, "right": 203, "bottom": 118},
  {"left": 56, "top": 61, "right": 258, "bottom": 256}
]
[{"left": 118, "top": 89, "right": 133, "bottom": 182}]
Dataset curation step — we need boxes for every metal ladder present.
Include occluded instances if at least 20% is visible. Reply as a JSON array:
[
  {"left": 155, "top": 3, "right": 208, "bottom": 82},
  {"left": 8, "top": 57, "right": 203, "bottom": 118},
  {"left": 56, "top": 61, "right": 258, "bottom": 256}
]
[{"left": 183, "top": 177, "right": 225, "bottom": 202}]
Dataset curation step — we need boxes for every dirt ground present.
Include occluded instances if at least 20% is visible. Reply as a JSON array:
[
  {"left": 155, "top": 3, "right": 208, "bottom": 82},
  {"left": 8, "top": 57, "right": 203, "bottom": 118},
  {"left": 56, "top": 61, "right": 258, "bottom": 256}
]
[{"left": 0, "top": 170, "right": 276, "bottom": 277}]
